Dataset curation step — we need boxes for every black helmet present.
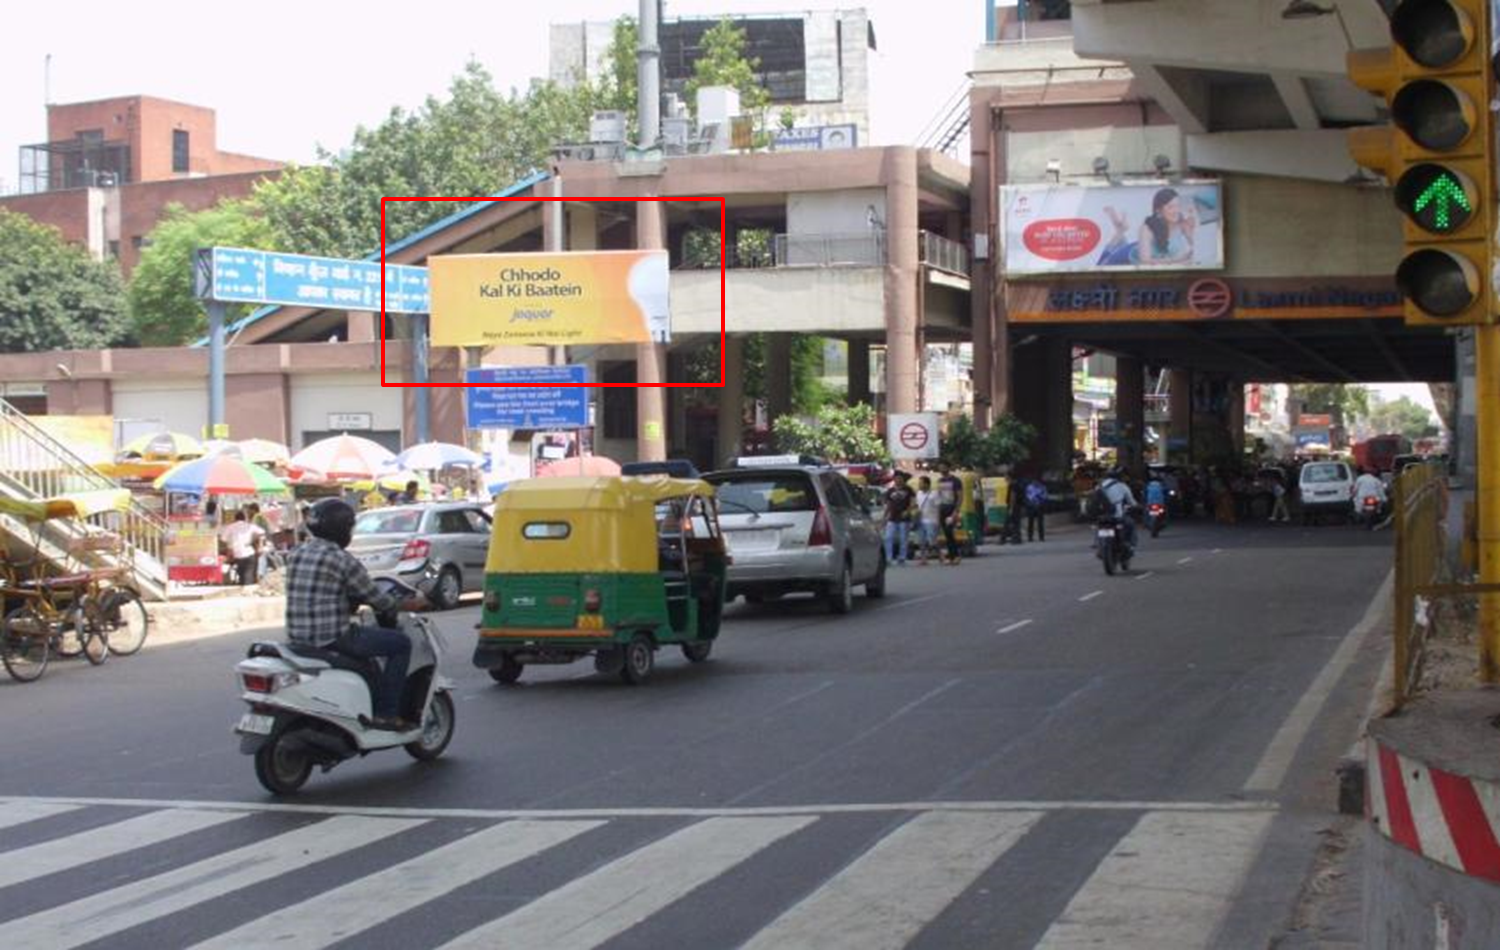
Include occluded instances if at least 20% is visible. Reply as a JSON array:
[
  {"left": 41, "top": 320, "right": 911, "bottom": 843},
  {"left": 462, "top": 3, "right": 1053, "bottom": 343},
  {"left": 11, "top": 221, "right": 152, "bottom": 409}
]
[{"left": 306, "top": 497, "right": 356, "bottom": 548}]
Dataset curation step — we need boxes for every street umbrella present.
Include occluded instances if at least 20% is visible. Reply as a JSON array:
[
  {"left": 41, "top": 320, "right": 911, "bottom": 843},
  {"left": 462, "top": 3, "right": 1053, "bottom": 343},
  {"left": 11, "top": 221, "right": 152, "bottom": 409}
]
[
  {"left": 122, "top": 431, "right": 205, "bottom": 460},
  {"left": 351, "top": 470, "right": 432, "bottom": 494},
  {"left": 237, "top": 438, "right": 291, "bottom": 466},
  {"left": 153, "top": 455, "right": 288, "bottom": 496},
  {"left": 394, "top": 441, "right": 485, "bottom": 471},
  {"left": 534, "top": 455, "right": 622, "bottom": 478},
  {"left": 200, "top": 439, "right": 242, "bottom": 458},
  {"left": 290, "top": 434, "right": 396, "bottom": 480}
]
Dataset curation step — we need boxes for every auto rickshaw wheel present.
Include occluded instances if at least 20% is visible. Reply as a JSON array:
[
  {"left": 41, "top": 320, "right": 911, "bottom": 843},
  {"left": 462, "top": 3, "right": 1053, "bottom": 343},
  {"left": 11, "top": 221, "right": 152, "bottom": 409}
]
[
  {"left": 488, "top": 653, "right": 524, "bottom": 684},
  {"left": 682, "top": 640, "right": 713, "bottom": 663},
  {"left": 620, "top": 633, "right": 654, "bottom": 685}
]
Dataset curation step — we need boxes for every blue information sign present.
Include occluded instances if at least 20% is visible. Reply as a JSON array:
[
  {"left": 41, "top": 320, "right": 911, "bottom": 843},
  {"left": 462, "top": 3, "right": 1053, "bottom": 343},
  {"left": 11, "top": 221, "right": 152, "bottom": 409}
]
[
  {"left": 205, "top": 247, "right": 430, "bottom": 313},
  {"left": 466, "top": 366, "right": 589, "bottom": 429}
]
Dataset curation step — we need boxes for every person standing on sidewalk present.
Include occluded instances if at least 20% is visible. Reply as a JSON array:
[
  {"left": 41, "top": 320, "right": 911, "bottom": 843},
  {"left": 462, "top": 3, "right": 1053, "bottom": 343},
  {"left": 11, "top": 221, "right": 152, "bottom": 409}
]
[
  {"left": 220, "top": 510, "right": 265, "bottom": 586},
  {"left": 883, "top": 472, "right": 915, "bottom": 567},
  {"left": 914, "top": 475, "right": 942, "bottom": 565},
  {"left": 937, "top": 464, "right": 963, "bottom": 565},
  {"left": 1269, "top": 476, "right": 1291, "bottom": 523},
  {"left": 1024, "top": 474, "right": 1049, "bottom": 542}
]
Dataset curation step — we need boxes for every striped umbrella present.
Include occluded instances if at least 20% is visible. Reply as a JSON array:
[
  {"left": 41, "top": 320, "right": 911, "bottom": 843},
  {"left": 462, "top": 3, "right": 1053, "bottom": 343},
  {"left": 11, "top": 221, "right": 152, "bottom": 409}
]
[
  {"left": 395, "top": 441, "right": 485, "bottom": 471},
  {"left": 122, "top": 431, "right": 204, "bottom": 460},
  {"left": 290, "top": 434, "right": 396, "bottom": 480},
  {"left": 154, "top": 455, "right": 288, "bottom": 496}
]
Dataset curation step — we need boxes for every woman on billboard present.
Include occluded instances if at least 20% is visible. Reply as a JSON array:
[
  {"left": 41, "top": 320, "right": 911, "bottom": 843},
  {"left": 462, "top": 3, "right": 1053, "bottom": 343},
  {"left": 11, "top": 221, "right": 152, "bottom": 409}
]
[{"left": 1096, "top": 187, "right": 1198, "bottom": 266}]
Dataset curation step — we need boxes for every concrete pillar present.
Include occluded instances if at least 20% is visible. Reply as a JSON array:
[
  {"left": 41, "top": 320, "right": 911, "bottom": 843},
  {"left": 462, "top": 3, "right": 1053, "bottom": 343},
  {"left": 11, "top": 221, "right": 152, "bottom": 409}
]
[
  {"left": 848, "top": 339, "right": 872, "bottom": 406},
  {"left": 1012, "top": 338, "right": 1074, "bottom": 474},
  {"left": 1228, "top": 382, "right": 1246, "bottom": 458},
  {"left": 883, "top": 147, "right": 920, "bottom": 416},
  {"left": 717, "top": 336, "right": 745, "bottom": 466},
  {"left": 635, "top": 201, "right": 667, "bottom": 461},
  {"left": 569, "top": 203, "right": 599, "bottom": 251},
  {"left": 346, "top": 310, "right": 377, "bottom": 343},
  {"left": 969, "top": 94, "right": 1009, "bottom": 428},
  {"left": 767, "top": 334, "right": 794, "bottom": 422},
  {"left": 1167, "top": 368, "right": 1192, "bottom": 465},
  {"left": 1115, "top": 356, "right": 1145, "bottom": 476}
]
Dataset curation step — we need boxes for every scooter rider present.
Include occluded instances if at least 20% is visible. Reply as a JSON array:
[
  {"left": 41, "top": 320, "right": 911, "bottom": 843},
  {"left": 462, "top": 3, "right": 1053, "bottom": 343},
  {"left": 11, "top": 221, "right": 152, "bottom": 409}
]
[
  {"left": 1100, "top": 467, "right": 1140, "bottom": 551},
  {"left": 286, "top": 498, "right": 425, "bottom": 731},
  {"left": 1353, "top": 467, "right": 1388, "bottom": 520}
]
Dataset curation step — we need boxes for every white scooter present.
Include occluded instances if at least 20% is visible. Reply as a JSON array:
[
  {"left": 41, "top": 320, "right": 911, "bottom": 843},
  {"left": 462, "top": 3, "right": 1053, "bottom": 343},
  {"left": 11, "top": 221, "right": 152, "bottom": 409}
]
[{"left": 234, "top": 578, "right": 456, "bottom": 795}]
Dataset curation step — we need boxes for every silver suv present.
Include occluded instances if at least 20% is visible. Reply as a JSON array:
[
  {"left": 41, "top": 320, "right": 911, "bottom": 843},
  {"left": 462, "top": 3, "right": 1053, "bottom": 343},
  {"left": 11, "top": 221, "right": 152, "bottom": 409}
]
[
  {"left": 704, "top": 461, "right": 885, "bottom": 613},
  {"left": 348, "top": 503, "right": 492, "bottom": 610}
]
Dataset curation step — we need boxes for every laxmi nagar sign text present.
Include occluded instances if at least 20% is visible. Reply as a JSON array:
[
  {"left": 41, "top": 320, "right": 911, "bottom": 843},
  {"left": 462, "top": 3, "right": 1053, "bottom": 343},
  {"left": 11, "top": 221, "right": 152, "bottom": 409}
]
[
  {"left": 430, "top": 251, "right": 670, "bottom": 347},
  {"left": 1000, "top": 181, "right": 1224, "bottom": 276},
  {"left": 200, "top": 247, "right": 430, "bottom": 313}
]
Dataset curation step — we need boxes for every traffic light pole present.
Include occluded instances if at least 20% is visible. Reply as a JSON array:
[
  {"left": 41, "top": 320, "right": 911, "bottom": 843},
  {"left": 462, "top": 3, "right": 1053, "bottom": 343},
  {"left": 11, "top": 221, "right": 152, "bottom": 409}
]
[{"left": 1478, "top": 325, "right": 1500, "bottom": 682}]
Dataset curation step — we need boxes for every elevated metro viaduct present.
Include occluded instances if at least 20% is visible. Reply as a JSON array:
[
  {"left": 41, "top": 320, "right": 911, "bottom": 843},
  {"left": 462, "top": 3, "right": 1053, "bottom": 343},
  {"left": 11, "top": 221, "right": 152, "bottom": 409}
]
[{"left": 970, "top": 1, "right": 1456, "bottom": 476}]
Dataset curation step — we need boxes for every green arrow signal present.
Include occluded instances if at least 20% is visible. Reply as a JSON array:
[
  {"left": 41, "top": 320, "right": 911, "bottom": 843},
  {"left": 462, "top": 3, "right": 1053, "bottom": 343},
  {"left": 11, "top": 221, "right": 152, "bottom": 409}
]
[{"left": 1412, "top": 173, "right": 1471, "bottom": 231}]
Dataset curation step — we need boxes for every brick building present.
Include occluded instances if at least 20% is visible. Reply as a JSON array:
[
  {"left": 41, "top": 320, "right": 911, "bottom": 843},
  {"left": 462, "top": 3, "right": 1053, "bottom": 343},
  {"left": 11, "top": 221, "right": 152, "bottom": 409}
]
[{"left": 0, "top": 95, "right": 282, "bottom": 272}]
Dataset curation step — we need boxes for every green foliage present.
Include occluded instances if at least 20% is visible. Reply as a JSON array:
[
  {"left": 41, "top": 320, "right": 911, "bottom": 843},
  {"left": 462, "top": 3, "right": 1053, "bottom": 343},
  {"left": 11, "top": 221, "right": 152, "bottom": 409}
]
[
  {"left": 740, "top": 334, "right": 835, "bottom": 414},
  {"left": 1367, "top": 396, "right": 1438, "bottom": 441},
  {"left": 0, "top": 208, "right": 130, "bottom": 353},
  {"left": 773, "top": 403, "right": 888, "bottom": 463},
  {"left": 250, "top": 61, "right": 597, "bottom": 259},
  {"left": 599, "top": 16, "right": 639, "bottom": 137},
  {"left": 685, "top": 18, "right": 771, "bottom": 119},
  {"left": 1290, "top": 383, "right": 1370, "bottom": 427},
  {"left": 940, "top": 414, "right": 1036, "bottom": 472},
  {"left": 127, "top": 201, "right": 274, "bottom": 346}
]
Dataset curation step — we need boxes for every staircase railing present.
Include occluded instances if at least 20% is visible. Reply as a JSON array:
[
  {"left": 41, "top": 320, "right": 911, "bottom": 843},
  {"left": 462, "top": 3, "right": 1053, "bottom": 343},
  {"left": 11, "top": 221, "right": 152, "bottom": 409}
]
[{"left": 0, "top": 398, "right": 169, "bottom": 599}]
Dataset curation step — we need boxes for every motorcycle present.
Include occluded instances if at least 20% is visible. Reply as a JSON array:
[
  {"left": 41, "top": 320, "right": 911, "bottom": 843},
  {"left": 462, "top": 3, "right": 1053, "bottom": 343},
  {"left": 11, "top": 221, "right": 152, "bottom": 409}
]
[
  {"left": 1355, "top": 495, "right": 1386, "bottom": 530},
  {"left": 1146, "top": 502, "right": 1167, "bottom": 538},
  {"left": 233, "top": 578, "right": 455, "bottom": 795},
  {"left": 1095, "top": 517, "right": 1134, "bottom": 576}
]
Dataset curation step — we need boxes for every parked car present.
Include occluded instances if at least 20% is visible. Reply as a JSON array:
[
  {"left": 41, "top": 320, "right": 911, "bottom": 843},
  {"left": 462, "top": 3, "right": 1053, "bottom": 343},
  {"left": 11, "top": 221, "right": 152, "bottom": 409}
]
[
  {"left": 1297, "top": 461, "right": 1354, "bottom": 525},
  {"left": 348, "top": 503, "right": 492, "bottom": 609},
  {"left": 704, "top": 458, "right": 885, "bottom": 613}
]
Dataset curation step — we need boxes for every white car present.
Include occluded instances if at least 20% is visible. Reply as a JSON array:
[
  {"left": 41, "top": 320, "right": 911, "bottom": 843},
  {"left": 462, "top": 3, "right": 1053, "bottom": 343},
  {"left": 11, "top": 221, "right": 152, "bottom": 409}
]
[{"left": 1298, "top": 462, "right": 1354, "bottom": 524}]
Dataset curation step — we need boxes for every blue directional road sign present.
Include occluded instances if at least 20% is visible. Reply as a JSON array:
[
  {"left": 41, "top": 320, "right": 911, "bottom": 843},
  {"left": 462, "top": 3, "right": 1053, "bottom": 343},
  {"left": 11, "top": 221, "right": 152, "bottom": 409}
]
[
  {"left": 466, "top": 365, "right": 589, "bottom": 429},
  {"left": 202, "top": 247, "right": 430, "bottom": 313}
]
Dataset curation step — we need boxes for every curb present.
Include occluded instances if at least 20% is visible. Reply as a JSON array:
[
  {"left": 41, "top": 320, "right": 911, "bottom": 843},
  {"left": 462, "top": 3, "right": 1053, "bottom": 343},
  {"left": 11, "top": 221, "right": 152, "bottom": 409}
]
[{"left": 145, "top": 596, "right": 285, "bottom": 647}]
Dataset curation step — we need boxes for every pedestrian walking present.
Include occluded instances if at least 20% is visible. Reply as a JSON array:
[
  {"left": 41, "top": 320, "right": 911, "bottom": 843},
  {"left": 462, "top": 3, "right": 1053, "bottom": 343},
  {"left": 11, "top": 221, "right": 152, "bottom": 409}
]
[
  {"left": 1269, "top": 478, "right": 1291, "bottom": 523},
  {"left": 914, "top": 476, "right": 942, "bottom": 565},
  {"left": 219, "top": 510, "right": 266, "bottom": 586},
  {"left": 937, "top": 464, "right": 963, "bottom": 565},
  {"left": 883, "top": 472, "right": 915, "bottom": 566},
  {"left": 1024, "top": 475, "right": 1048, "bottom": 542}
]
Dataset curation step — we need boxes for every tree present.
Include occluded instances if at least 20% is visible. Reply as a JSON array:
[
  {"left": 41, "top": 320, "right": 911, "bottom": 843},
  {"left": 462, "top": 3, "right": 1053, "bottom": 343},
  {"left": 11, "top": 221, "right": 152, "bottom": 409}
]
[
  {"left": 940, "top": 414, "right": 1036, "bottom": 471},
  {"left": 773, "top": 404, "right": 888, "bottom": 462},
  {"left": 1289, "top": 383, "right": 1370, "bottom": 429},
  {"left": 127, "top": 200, "right": 275, "bottom": 346},
  {"left": 598, "top": 15, "right": 639, "bottom": 137},
  {"left": 685, "top": 18, "right": 771, "bottom": 121},
  {"left": 1367, "top": 396, "right": 1439, "bottom": 441},
  {"left": 0, "top": 209, "right": 131, "bottom": 353}
]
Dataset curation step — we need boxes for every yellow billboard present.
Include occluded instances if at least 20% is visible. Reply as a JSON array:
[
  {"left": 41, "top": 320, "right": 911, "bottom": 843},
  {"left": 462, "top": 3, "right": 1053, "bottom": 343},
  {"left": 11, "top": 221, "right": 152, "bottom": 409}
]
[{"left": 429, "top": 250, "right": 670, "bottom": 347}]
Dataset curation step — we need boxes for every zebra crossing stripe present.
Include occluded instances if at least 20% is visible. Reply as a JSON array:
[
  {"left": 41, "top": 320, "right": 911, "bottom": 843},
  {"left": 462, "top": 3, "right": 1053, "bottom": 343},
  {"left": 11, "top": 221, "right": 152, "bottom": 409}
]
[
  {"left": 0, "top": 801, "right": 80, "bottom": 831},
  {"left": 0, "top": 815, "right": 423, "bottom": 949},
  {"left": 0, "top": 808, "right": 246, "bottom": 890},
  {"left": 740, "top": 810, "right": 1044, "bottom": 950},
  {"left": 437, "top": 815, "right": 816, "bottom": 950},
  {"left": 1034, "top": 811, "right": 1275, "bottom": 949},
  {"left": 187, "top": 820, "right": 604, "bottom": 950}
]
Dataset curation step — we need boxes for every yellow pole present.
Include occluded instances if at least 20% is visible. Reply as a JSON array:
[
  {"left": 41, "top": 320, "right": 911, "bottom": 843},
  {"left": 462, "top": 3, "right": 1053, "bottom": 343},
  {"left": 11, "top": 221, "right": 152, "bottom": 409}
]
[{"left": 1477, "top": 324, "right": 1500, "bottom": 683}]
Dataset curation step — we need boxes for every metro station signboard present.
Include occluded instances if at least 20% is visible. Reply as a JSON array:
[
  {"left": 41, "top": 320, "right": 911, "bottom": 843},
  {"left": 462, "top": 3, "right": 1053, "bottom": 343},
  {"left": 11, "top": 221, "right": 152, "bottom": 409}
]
[
  {"left": 1005, "top": 276, "right": 1403, "bottom": 323},
  {"left": 1000, "top": 181, "right": 1224, "bottom": 275},
  {"left": 199, "top": 247, "right": 430, "bottom": 313}
]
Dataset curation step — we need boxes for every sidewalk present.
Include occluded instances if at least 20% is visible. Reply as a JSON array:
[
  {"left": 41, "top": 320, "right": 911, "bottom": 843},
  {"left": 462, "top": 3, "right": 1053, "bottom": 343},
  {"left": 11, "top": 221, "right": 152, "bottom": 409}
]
[{"left": 145, "top": 594, "right": 285, "bottom": 647}]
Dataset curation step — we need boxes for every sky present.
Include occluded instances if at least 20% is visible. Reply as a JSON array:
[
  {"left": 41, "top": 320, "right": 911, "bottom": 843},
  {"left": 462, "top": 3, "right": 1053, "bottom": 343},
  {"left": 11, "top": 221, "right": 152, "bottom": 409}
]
[{"left": 0, "top": 0, "right": 986, "bottom": 192}]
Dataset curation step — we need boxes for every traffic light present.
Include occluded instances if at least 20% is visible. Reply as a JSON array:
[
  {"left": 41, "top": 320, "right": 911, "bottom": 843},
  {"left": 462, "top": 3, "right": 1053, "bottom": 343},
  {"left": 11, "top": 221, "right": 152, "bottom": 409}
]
[{"left": 1347, "top": 0, "right": 1495, "bottom": 325}]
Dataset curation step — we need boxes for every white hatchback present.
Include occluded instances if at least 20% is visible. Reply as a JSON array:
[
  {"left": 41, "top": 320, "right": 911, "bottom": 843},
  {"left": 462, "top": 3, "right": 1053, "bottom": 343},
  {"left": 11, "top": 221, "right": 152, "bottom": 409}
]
[{"left": 1298, "top": 462, "right": 1354, "bottom": 523}]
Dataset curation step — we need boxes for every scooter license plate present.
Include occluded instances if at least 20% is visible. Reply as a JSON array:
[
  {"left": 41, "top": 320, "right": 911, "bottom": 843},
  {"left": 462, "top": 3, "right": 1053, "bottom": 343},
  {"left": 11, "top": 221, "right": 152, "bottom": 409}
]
[
  {"left": 1096, "top": 529, "right": 1115, "bottom": 538},
  {"left": 236, "top": 713, "right": 274, "bottom": 735}
]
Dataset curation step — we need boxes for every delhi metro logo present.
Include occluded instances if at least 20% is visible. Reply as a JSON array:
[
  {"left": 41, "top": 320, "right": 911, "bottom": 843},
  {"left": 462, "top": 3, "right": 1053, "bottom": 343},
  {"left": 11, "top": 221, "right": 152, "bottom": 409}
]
[{"left": 1187, "top": 279, "right": 1233, "bottom": 319}]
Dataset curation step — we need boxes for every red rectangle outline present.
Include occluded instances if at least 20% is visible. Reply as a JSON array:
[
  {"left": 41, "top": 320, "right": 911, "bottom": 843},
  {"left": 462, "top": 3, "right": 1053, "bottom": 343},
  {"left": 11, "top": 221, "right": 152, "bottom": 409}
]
[{"left": 378, "top": 195, "right": 726, "bottom": 389}]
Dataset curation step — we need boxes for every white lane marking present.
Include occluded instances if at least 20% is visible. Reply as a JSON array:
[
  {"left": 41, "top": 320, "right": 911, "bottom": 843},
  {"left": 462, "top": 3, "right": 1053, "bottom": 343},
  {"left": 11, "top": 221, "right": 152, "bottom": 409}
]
[
  {"left": 0, "top": 808, "right": 245, "bottom": 889},
  {"left": 1177, "top": 556, "right": 1194, "bottom": 565},
  {"left": 1134, "top": 571, "right": 1155, "bottom": 581},
  {"left": 1035, "top": 810, "right": 1276, "bottom": 950},
  {"left": 1211, "top": 548, "right": 1224, "bottom": 554},
  {"left": 190, "top": 820, "right": 603, "bottom": 950},
  {"left": 997, "top": 619, "right": 1034, "bottom": 634},
  {"left": 741, "top": 810, "right": 1043, "bottom": 950},
  {"left": 877, "top": 592, "right": 945, "bottom": 611},
  {"left": 0, "top": 795, "right": 1279, "bottom": 820},
  {"left": 0, "top": 815, "right": 422, "bottom": 949},
  {"left": 437, "top": 816, "right": 814, "bottom": 950},
  {"left": 1078, "top": 590, "right": 1104, "bottom": 603},
  {"left": 1244, "top": 569, "right": 1393, "bottom": 793},
  {"left": 0, "top": 801, "right": 80, "bottom": 831}
]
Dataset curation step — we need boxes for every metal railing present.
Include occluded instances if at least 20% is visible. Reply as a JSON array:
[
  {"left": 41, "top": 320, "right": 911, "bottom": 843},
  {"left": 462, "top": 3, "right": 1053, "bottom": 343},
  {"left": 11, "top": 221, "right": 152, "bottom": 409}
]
[
  {"left": 772, "top": 232, "right": 887, "bottom": 267},
  {"left": 1391, "top": 462, "right": 1449, "bottom": 707},
  {"left": 919, "top": 231, "right": 971, "bottom": 277},
  {"left": 0, "top": 398, "right": 168, "bottom": 599}
]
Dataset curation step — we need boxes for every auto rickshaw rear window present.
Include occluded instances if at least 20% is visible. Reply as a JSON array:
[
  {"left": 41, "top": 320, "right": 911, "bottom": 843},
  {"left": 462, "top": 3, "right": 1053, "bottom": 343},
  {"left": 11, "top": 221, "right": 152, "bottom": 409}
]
[
  {"left": 707, "top": 474, "right": 816, "bottom": 513},
  {"left": 522, "top": 522, "right": 571, "bottom": 540}
]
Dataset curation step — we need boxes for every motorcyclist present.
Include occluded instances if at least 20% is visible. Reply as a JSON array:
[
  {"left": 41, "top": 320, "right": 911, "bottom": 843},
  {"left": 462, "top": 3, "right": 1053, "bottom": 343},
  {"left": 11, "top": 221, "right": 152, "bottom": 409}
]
[
  {"left": 1145, "top": 475, "right": 1168, "bottom": 510},
  {"left": 1353, "top": 467, "right": 1388, "bottom": 521},
  {"left": 285, "top": 498, "right": 425, "bottom": 731},
  {"left": 1099, "top": 467, "right": 1140, "bottom": 551}
]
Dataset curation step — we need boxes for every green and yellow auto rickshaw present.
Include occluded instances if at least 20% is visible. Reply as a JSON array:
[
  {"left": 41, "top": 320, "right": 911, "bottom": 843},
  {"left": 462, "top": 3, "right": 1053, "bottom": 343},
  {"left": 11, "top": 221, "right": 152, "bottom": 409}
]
[
  {"left": 951, "top": 470, "right": 984, "bottom": 557},
  {"left": 473, "top": 476, "right": 729, "bottom": 686}
]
